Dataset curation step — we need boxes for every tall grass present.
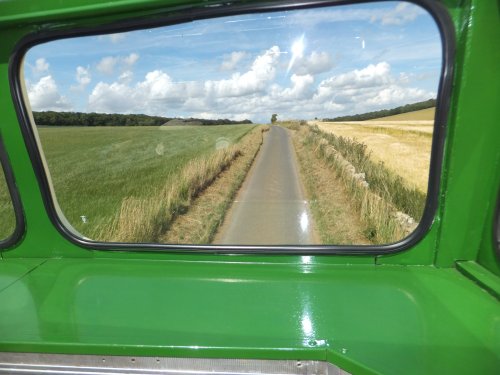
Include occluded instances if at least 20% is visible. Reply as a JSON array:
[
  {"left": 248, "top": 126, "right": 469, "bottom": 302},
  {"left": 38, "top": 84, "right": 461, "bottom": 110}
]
[
  {"left": 103, "top": 146, "right": 242, "bottom": 242},
  {"left": 292, "top": 133, "right": 371, "bottom": 244},
  {"left": 299, "top": 126, "right": 420, "bottom": 243},
  {"left": 308, "top": 125, "right": 426, "bottom": 220}
]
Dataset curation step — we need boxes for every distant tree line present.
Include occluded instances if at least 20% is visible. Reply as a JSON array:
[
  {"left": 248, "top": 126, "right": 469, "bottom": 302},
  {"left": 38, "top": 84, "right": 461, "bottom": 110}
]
[
  {"left": 322, "top": 99, "right": 436, "bottom": 122},
  {"left": 33, "top": 111, "right": 252, "bottom": 126}
]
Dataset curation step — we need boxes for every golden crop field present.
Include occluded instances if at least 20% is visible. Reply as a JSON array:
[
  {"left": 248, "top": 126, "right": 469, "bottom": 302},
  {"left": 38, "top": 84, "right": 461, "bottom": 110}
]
[{"left": 313, "top": 107, "right": 435, "bottom": 192}]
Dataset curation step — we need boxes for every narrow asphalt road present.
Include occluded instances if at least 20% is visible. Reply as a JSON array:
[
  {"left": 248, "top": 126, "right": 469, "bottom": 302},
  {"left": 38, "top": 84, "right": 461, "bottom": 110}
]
[{"left": 214, "top": 126, "right": 315, "bottom": 245}]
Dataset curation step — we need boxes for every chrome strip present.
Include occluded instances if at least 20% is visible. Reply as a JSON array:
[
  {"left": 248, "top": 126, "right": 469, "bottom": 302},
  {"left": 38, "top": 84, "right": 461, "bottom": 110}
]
[{"left": 0, "top": 354, "right": 350, "bottom": 375}]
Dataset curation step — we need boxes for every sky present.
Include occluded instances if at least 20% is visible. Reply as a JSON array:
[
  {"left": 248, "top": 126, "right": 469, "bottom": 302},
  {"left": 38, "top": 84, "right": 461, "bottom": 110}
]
[{"left": 23, "top": 1, "right": 442, "bottom": 123}]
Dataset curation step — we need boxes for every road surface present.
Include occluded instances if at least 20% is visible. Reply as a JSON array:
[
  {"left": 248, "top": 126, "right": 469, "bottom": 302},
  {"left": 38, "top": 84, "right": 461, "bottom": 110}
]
[{"left": 214, "top": 126, "right": 315, "bottom": 245}]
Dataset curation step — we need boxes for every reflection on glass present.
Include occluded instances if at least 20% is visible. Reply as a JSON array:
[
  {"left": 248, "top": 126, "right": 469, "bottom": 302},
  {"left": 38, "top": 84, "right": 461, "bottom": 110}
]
[
  {"left": 0, "top": 163, "right": 16, "bottom": 241},
  {"left": 23, "top": 1, "right": 442, "bottom": 246}
]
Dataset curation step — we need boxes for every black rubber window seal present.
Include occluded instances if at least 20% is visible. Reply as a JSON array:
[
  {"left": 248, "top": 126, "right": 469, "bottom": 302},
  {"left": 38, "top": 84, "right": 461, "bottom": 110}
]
[
  {"left": 0, "top": 135, "right": 25, "bottom": 250},
  {"left": 8, "top": 0, "right": 456, "bottom": 255}
]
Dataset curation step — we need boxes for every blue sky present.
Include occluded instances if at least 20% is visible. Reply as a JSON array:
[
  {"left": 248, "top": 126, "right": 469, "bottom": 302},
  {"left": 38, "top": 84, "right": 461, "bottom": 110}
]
[{"left": 24, "top": 1, "right": 442, "bottom": 123}]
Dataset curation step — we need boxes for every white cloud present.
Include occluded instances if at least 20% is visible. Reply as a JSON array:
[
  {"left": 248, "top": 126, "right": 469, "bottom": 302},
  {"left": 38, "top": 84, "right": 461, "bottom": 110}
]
[
  {"left": 88, "top": 70, "right": 203, "bottom": 113},
  {"left": 119, "top": 70, "right": 133, "bottom": 83},
  {"left": 311, "top": 62, "right": 434, "bottom": 116},
  {"left": 33, "top": 58, "right": 49, "bottom": 74},
  {"left": 138, "top": 70, "right": 178, "bottom": 100},
  {"left": 96, "top": 56, "right": 118, "bottom": 75},
  {"left": 191, "top": 111, "right": 218, "bottom": 120},
  {"left": 288, "top": 3, "right": 425, "bottom": 28},
  {"left": 221, "top": 51, "right": 247, "bottom": 71},
  {"left": 123, "top": 53, "right": 139, "bottom": 67},
  {"left": 88, "top": 81, "right": 133, "bottom": 113},
  {"left": 292, "top": 51, "right": 334, "bottom": 75},
  {"left": 318, "top": 62, "right": 391, "bottom": 91},
  {"left": 87, "top": 52, "right": 433, "bottom": 123},
  {"left": 281, "top": 74, "right": 314, "bottom": 99},
  {"left": 109, "top": 33, "right": 126, "bottom": 43},
  {"left": 27, "top": 75, "right": 72, "bottom": 111},
  {"left": 87, "top": 47, "right": 280, "bottom": 114},
  {"left": 371, "top": 3, "right": 424, "bottom": 26},
  {"left": 98, "top": 33, "right": 126, "bottom": 43},
  {"left": 96, "top": 53, "right": 139, "bottom": 75},
  {"left": 72, "top": 66, "right": 91, "bottom": 90},
  {"left": 366, "top": 86, "right": 430, "bottom": 107},
  {"left": 206, "top": 46, "right": 280, "bottom": 97}
]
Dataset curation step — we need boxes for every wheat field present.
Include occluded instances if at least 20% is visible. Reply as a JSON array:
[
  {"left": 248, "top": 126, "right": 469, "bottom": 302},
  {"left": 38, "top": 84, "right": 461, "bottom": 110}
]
[{"left": 313, "top": 108, "right": 435, "bottom": 192}]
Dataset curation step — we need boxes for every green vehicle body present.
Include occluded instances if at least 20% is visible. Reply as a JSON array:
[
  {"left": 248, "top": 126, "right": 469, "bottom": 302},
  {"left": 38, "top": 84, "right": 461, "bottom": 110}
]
[{"left": 0, "top": 0, "right": 498, "bottom": 374}]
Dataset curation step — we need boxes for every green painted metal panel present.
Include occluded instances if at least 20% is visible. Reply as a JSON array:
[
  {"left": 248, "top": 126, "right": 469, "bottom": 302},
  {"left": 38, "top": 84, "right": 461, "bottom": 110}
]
[
  {"left": 456, "top": 260, "right": 500, "bottom": 299},
  {"left": 435, "top": 0, "right": 500, "bottom": 267},
  {"left": 0, "top": 0, "right": 197, "bottom": 27},
  {"left": 0, "top": 259, "right": 498, "bottom": 374},
  {"left": 0, "top": 259, "right": 45, "bottom": 291},
  {"left": 0, "top": 1, "right": 498, "bottom": 375},
  {"left": 476, "top": 174, "right": 500, "bottom": 276}
]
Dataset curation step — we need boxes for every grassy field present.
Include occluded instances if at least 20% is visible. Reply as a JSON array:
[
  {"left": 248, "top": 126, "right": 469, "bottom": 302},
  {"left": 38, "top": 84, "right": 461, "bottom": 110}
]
[
  {"left": 0, "top": 169, "right": 16, "bottom": 240},
  {"left": 37, "top": 125, "right": 257, "bottom": 241},
  {"left": 314, "top": 108, "right": 434, "bottom": 192}
]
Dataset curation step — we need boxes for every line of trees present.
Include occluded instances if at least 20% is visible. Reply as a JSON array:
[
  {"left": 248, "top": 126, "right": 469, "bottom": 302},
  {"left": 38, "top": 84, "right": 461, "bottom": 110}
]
[
  {"left": 322, "top": 99, "right": 436, "bottom": 122},
  {"left": 32, "top": 111, "right": 252, "bottom": 126}
]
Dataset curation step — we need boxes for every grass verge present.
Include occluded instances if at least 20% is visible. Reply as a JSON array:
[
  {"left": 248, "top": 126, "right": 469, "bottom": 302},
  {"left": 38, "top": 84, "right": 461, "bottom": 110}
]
[
  {"left": 294, "top": 125, "right": 420, "bottom": 244},
  {"left": 102, "top": 145, "right": 242, "bottom": 242},
  {"left": 290, "top": 127, "right": 370, "bottom": 245},
  {"left": 308, "top": 125, "right": 426, "bottom": 220},
  {"left": 160, "top": 126, "right": 268, "bottom": 244}
]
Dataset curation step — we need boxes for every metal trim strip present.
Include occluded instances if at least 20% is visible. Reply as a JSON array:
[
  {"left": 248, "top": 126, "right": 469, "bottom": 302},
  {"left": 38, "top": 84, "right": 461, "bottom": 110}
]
[{"left": 0, "top": 354, "right": 351, "bottom": 375}]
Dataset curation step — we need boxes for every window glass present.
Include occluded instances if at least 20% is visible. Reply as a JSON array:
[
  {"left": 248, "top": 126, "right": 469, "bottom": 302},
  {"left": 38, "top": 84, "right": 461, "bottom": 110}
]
[
  {"left": 0, "top": 161, "right": 16, "bottom": 242},
  {"left": 21, "top": 1, "right": 443, "bottom": 246}
]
